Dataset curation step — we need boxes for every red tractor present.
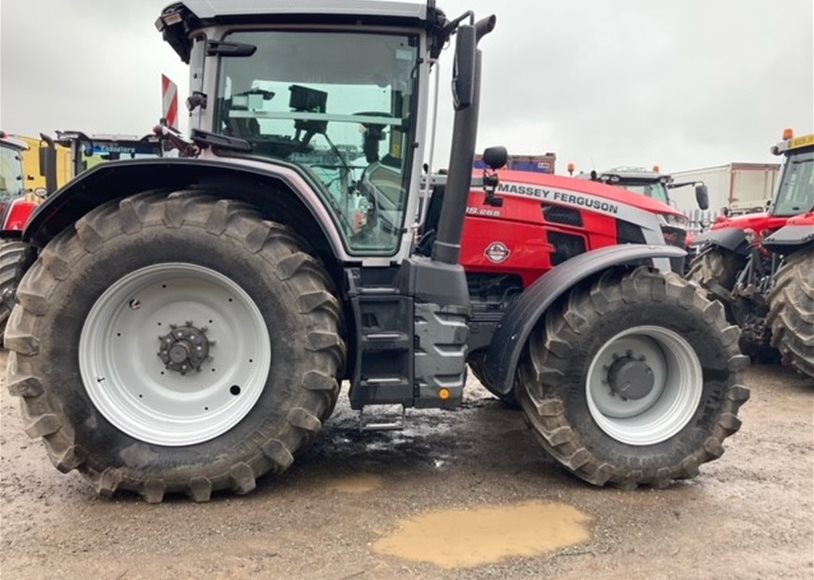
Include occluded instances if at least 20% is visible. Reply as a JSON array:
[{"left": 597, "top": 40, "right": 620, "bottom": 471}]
[
  {"left": 5, "top": 0, "right": 748, "bottom": 502},
  {"left": 0, "top": 132, "right": 46, "bottom": 338},
  {"left": 688, "top": 130, "right": 813, "bottom": 376}
]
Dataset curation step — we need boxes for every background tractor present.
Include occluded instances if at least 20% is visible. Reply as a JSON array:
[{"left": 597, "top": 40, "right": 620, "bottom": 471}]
[
  {"left": 0, "top": 132, "right": 50, "bottom": 339},
  {"left": 6, "top": 0, "right": 748, "bottom": 502},
  {"left": 688, "top": 130, "right": 813, "bottom": 375},
  {"left": 418, "top": 168, "right": 703, "bottom": 404}
]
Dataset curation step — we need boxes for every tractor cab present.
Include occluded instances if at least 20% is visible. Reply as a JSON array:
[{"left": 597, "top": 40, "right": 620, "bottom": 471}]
[
  {"left": 770, "top": 130, "right": 814, "bottom": 217},
  {"left": 0, "top": 132, "right": 41, "bottom": 234},
  {"left": 158, "top": 0, "right": 449, "bottom": 259},
  {"left": 0, "top": 132, "right": 27, "bottom": 202},
  {"left": 592, "top": 166, "right": 709, "bottom": 211}
]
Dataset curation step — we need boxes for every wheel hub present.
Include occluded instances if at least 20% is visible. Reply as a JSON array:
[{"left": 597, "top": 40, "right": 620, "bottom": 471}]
[
  {"left": 607, "top": 356, "right": 654, "bottom": 400},
  {"left": 158, "top": 323, "right": 211, "bottom": 375}
]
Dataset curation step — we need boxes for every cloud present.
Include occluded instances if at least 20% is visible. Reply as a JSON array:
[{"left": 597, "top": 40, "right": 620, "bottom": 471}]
[{"left": 2, "top": 0, "right": 811, "bottom": 173}]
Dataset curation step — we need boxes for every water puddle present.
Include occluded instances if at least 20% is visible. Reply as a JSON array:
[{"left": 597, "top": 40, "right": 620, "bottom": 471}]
[
  {"left": 326, "top": 473, "right": 383, "bottom": 494},
  {"left": 373, "top": 501, "right": 591, "bottom": 569}
]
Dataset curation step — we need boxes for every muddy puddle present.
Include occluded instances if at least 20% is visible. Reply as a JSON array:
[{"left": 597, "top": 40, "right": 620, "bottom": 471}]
[
  {"left": 373, "top": 501, "right": 592, "bottom": 569},
  {"left": 326, "top": 473, "right": 383, "bottom": 494}
]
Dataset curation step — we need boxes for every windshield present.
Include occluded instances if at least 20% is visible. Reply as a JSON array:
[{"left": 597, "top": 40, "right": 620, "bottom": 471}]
[
  {"left": 0, "top": 145, "right": 24, "bottom": 201},
  {"left": 78, "top": 142, "right": 162, "bottom": 174},
  {"left": 619, "top": 181, "right": 670, "bottom": 204},
  {"left": 215, "top": 31, "right": 419, "bottom": 255},
  {"left": 774, "top": 150, "right": 814, "bottom": 216}
]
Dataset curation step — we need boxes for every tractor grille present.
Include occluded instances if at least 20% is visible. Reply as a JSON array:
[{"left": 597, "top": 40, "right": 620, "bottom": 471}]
[
  {"left": 549, "top": 232, "right": 587, "bottom": 266},
  {"left": 660, "top": 226, "right": 689, "bottom": 273},
  {"left": 616, "top": 220, "right": 647, "bottom": 245},
  {"left": 543, "top": 205, "right": 584, "bottom": 228}
]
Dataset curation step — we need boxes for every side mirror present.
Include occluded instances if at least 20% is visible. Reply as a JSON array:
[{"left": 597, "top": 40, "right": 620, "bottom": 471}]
[
  {"left": 452, "top": 25, "right": 476, "bottom": 111},
  {"left": 482, "top": 146, "right": 508, "bottom": 171},
  {"left": 695, "top": 183, "right": 709, "bottom": 210}
]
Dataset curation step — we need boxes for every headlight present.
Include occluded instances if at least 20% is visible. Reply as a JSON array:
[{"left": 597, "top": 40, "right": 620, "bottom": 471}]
[{"left": 657, "top": 213, "right": 689, "bottom": 227}]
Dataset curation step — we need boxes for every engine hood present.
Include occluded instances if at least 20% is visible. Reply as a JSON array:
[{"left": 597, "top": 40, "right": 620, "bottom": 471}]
[
  {"left": 786, "top": 212, "right": 814, "bottom": 226},
  {"left": 711, "top": 211, "right": 771, "bottom": 231},
  {"left": 492, "top": 170, "right": 684, "bottom": 217}
]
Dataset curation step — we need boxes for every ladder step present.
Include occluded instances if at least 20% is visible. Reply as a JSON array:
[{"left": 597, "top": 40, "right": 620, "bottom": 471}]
[{"left": 359, "top": 404, "right": 406, "bottom": 432}]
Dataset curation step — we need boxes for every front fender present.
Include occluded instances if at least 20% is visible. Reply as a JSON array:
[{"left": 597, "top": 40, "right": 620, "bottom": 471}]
[
  {"left": 762, "top": 221, "right": 814, "bottom": 254},
  {"left": 694, "top": 228, "right": 749, "bottom": 254},
  {"left": 24, "top": 158, "right": 348, "bottom": 260},
  {"left": 480, "top": 244, "right": 686, "bottom": 395}
]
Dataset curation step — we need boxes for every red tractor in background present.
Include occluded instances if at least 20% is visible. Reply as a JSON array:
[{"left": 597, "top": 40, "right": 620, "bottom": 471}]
[
  {"left": 688, "top": 130, "right": 813, "bottom": 377},
  {"left": 0, "top": 132, "right": 49, "bottom": 338},
  {"left": 420, "top": 167, "right": 710, "bottom": 405}
]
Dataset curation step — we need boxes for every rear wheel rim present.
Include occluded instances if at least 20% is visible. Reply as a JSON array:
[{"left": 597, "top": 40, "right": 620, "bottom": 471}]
[
  {"left": 79, "top": 262, "right": 271, "bottom": 446},
  {"left": 586, "top": 325, "right": 703, "bottom": 446}
]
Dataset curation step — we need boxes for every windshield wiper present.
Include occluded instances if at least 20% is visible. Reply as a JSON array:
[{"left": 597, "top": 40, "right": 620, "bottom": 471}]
[{"left": 191, "top": 129, "right": 252, "bottom": 153}]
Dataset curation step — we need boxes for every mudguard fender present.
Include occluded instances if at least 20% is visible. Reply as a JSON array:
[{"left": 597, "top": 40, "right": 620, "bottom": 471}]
[
  {"left": 23, "top": 157, "right": 347, "bottom": 259},
  {"left": 694, "top": 228, "right": 749, "bottom": 254},
  {"left": 480, "top": 244, "right": 686, "bottom": 395}
]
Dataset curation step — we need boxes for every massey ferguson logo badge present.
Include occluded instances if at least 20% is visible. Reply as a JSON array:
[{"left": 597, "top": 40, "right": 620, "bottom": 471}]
[{"left": 485, "top": 242, "right": 510, "bottom": 264}]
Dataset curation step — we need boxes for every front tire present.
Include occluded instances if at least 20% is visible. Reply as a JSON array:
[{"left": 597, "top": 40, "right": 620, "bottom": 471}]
[
  {"left": 5, "top": 192, "right": 345, "bottom": 502},
  {"left": 517, "top": 267, "right": 750, "bottom": 489},
  {"left": 767, "top": 248, "right": 814, "bottom": 378},
  {"left": 686, "top": 246, "right": 745, "bottom": 292}
]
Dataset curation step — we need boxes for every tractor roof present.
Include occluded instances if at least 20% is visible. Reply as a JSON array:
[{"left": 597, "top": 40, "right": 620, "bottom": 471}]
[
  {"left": 773, "top": 133, "right": 814, "bottom": 156},
  {"left": 55, "top": 130, "right": 159, "bottom": 145},
  {"left": 599, "top": 167, "right": 667, "bottom": 181},
  {"left": 158, "top": 0, "right": 446, "bottom": 62},
  {"left": 176, "top": 0, "right": 428, "bottom": 22},
  {"left": 0, "top": 132, "right": 29, "bottom": 152}
]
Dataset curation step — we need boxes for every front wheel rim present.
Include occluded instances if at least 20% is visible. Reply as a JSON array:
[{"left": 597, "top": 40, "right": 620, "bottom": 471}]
[
  {"left": 79, "top": 263, "right": 271, "bottom": 446},
  {"left": 586, "top": 325, "right": 703, "bottom": 446}
]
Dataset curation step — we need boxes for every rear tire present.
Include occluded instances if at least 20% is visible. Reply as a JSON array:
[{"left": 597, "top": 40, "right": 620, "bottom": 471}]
[
  {"left": 767, "top": 248, "right": 814, "bottom": 379},
  {"left": 468, "top": 361, "right": 519, "bottom": 409},
  {"left": 5, "top": 192, "right": 345, "bottom": 502},
  {"left": 517, "top": 267, "right": 750, "bottom": 489},
  {"left": 0, "top": 240, "right": 34, "bottom": 342}
]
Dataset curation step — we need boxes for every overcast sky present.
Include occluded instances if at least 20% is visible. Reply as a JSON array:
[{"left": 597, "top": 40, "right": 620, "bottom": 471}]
[{"left": 1, "top": 0, "right": 812, "bottom": 173}]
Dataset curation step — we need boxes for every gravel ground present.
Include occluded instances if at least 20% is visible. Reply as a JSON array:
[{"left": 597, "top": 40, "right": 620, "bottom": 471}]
[{"left": 1, "top": 351, "right": 812, "bottom": 579}]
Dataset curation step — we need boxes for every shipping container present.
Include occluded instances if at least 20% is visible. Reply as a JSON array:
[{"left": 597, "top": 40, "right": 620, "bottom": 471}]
[
  {"left": 670, "top": 163, "right": 780, "bottom": 214},
  {"left": 474, "top": 153, "right": 556, "bottom": 174}
]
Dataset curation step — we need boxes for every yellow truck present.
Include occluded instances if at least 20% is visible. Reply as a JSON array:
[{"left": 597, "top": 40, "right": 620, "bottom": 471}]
[{"left": 15, "top": 135, "right": 72, "bottom": 191}]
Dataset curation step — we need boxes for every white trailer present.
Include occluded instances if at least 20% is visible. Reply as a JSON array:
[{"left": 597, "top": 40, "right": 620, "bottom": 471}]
[{"left": 671, "top": 163, "right": 780, "bottom": 214}]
